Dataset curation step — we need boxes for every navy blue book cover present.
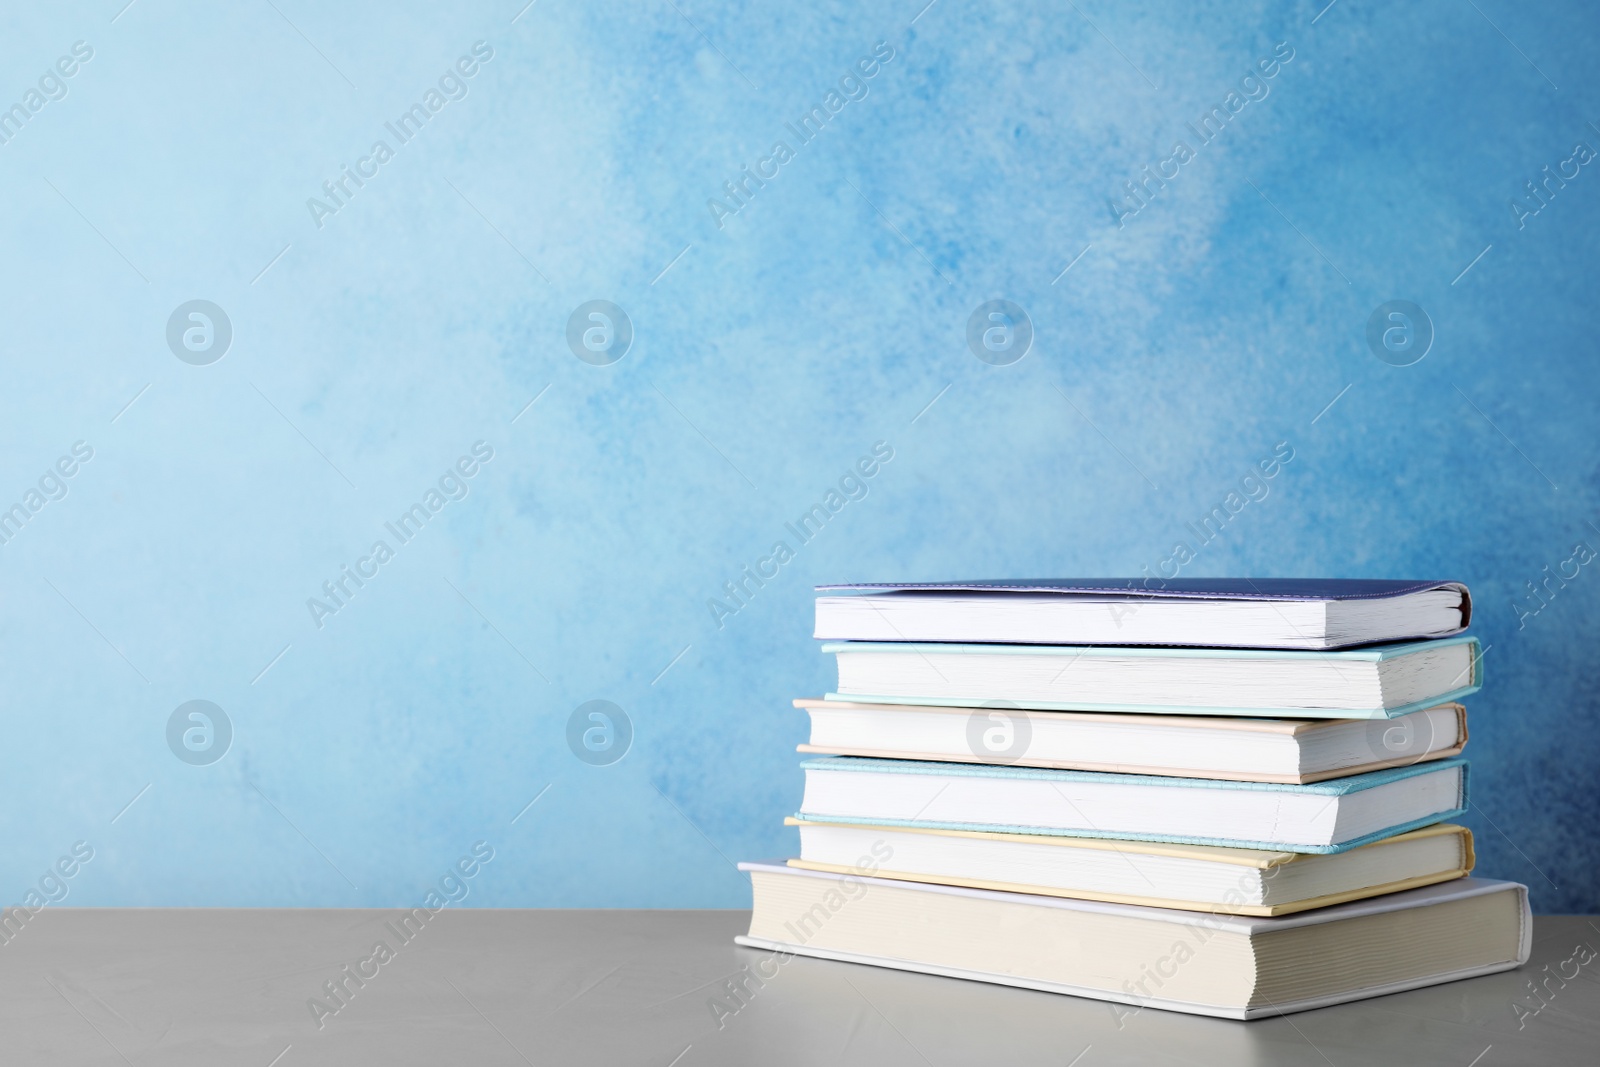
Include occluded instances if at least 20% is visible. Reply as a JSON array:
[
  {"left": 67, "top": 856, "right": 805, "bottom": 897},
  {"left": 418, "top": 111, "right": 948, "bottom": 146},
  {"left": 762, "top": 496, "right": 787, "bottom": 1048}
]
[{"left": 817, "top": 578, "right": 1468, "bottom": 604}]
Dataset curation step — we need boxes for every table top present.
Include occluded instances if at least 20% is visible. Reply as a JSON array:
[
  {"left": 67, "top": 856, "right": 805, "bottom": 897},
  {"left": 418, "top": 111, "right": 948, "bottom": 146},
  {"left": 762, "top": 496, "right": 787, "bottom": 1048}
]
[{"left": 3, "top": 908, "right": 1595, "bottom": 1065}]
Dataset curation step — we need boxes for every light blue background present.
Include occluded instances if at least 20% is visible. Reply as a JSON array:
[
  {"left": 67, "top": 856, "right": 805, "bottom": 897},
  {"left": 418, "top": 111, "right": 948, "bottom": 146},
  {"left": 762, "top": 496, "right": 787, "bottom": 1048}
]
[{"left": 0, "top": 0, "right": 1594, "bottom": 913}]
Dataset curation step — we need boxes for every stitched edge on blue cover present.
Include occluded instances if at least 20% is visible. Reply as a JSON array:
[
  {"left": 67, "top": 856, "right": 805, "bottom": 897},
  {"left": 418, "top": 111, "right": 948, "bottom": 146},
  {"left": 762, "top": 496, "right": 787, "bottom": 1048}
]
[
  {"left": 799, "top": 755, "right": 1468, "bottom": 794},
  {"left": 788, "top": 809, "right": 1469, "bottom": 855}
]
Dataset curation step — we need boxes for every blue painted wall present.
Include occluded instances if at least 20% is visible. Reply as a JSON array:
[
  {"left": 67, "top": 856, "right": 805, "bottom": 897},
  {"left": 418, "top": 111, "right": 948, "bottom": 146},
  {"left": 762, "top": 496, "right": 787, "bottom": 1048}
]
[{"left": 0, "top": 0, "right": 1594, "bottom": 913}]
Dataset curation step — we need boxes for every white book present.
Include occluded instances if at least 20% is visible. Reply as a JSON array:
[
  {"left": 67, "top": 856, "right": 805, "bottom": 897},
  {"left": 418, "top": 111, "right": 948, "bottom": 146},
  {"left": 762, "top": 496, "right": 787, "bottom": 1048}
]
[
  {"left": 795, "top": 699, "right": 1467, "bottom": 783},
  {"left": 786, "top": 818, "right": 1475, "bottom": 915},
  {"left": 824, "top": 636, "right": 1481, "bottom": 719},
  {"left": 796, "top": 756, "right": 1468, "bottom": 853},
  {"left": 814, "top": 579, "right": 1471, "bottom": 650},
  {"left": 737, "top": 864, "right": 1530, "bottom": 1020}
]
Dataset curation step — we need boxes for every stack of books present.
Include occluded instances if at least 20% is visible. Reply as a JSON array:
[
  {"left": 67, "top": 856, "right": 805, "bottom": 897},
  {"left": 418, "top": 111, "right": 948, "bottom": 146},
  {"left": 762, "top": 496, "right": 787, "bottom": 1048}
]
[{"left": 738, "top": 579, "right": 1530, "bottom": 1019}]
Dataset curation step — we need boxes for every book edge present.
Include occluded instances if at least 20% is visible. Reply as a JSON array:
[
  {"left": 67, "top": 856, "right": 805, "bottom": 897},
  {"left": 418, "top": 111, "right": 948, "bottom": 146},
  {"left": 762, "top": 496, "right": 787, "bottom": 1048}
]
[
  {"left": 730, "top": 936, "right": 1522, "bottom": 1020},
  {"left": 781, "top": 817, "right": 1472, "bottom": 868},
  {"left": 781, "top": 858, "right": 1471, "bottom": 916},
  {"left": 792, "top": 697, "right": 1315, "bottom": 734},
  {"left": 813, "top": 580, "right": 1470, "bottom": 603},
  {"left": 822, "top": 686, "right": 1481, "bottom": 719},
  {"left": 738, "top": 861, "right": 1524, "bottom": 932},
  {"left": 792, "top": 743, "right": 1466, "bottom": 784},
  {"left": 787, "top": 808, "right": 1468, "bottom": 854},
  {"left": 797, "top": 754, "right": 1468, "bottom": 795},
  {"left": 819, "top": 634, "right": 1480, "bottom": 661}
]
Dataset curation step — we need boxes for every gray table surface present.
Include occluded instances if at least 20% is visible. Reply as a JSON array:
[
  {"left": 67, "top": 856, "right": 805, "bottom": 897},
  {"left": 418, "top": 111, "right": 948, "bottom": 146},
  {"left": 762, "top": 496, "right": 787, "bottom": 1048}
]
[{"left": 2, "top": 909, "right": 1595, "bottom": 1065}]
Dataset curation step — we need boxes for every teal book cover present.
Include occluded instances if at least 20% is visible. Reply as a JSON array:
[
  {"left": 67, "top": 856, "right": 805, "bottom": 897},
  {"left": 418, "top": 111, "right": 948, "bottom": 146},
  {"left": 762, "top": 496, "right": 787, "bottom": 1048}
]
[{"left": 795, "top": 756, "right": 1470, "bottom": 854}]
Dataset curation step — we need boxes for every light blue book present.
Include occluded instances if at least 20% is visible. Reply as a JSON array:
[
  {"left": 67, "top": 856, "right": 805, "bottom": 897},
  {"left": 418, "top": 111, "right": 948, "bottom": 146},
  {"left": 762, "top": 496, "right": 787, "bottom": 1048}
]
[
  {"left": 823, "top": 635, "right": 1481, "bottom": 720},
  {"left": 795, "top": 756, "right": 1469, "bottom": 854}
]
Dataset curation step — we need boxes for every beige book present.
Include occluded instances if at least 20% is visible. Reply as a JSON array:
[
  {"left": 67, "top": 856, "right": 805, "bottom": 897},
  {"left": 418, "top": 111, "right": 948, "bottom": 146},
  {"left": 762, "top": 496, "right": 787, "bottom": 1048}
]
[
  {"left": 784, "top": 818, "right": 1473, "bottom": 916},
  {"left": 737, "top": 864, "right": 1529, "bottom": 1019},
  {"left": 795, "top": 699, "right": 1468, "bottom": 784},
  {"left": 823, "top": 636, "right": 1481, "bottom": 718}
]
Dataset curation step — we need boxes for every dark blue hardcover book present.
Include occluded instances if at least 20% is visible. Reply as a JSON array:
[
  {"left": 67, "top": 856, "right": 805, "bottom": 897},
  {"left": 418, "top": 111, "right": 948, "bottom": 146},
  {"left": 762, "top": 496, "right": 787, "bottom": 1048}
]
[{"left": 813, "top": 579, "right": 1470, "bottom": 649}]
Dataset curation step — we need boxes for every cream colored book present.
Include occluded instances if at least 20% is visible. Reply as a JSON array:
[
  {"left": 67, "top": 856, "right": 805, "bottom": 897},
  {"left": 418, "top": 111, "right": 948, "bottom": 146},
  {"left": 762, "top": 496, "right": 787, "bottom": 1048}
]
[
  {"left": 795, "top": 699, "right": 1467, "bottom": 784},
  {"left": 737, "top": 864, "right": 1529, "bottom": 1020},
  {"left": 784, "top": 818, "right": 1473, "bottom": 916},
  {"left": 823, "top": 635, "right": 1482, "bottom": 719}
]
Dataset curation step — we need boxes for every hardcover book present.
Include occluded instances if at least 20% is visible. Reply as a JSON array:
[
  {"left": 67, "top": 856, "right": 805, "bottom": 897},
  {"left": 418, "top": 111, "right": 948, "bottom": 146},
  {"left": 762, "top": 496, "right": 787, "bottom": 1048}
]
[
  {"left": 737, "top": 865, "right": 1529, "bottom": 1020},
  {"left": 823, "top": 635, "right": 1482, "bottom": 719},
  {"left": 785, "top": 819, "right": 1474, "bottom": 915},
  {"left": 814, "top": 579, "right": 1471, "bottom": 649},
  {"left": 794, "top": 699, "right": 1468, "bottom": 783},
  {"left": 795, "top": 756, "right": 1469, "bottom": 853}
]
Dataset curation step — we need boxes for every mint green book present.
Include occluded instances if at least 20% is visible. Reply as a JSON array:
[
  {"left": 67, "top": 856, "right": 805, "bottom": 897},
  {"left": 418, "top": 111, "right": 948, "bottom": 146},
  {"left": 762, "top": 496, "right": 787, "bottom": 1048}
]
[
  {"left": 795, "top": 756, "right": 1470, "bottom": 854},
  {"left": 823, "top": 635, "right": 1480, "bottom": 720}
]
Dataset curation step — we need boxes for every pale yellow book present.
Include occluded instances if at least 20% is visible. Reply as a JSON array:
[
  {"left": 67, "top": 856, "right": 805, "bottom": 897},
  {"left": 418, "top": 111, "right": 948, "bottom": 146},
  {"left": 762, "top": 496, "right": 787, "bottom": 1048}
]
[{"left": 784, "top": 818, "right": 1473, "bottom": 916}]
